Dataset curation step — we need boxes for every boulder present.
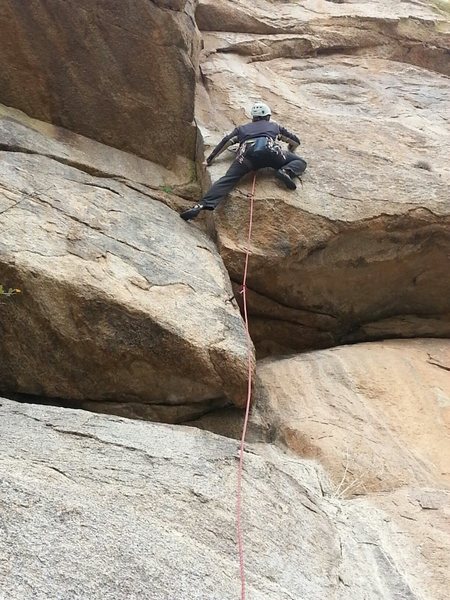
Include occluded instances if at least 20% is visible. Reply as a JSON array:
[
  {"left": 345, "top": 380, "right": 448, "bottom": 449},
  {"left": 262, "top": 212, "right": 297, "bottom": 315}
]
[
  {"left": 0, "top": 116, "right": 251, "bottom": 421},
  {"left": 0, "top": 0, "right": 201, "bottom": 168},
  {"left": 1, "top": 398, "right": 449, "bottom": 600},
  {"left": 256, "top": 339, "right": 450, "bottom": 494},
  {"left": 195, "top": 1, "right": 450, "bottom": 355}
]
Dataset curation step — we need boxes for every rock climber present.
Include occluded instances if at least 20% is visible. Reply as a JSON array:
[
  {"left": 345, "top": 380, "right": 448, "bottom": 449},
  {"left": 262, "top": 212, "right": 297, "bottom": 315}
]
[{"left": 180, "top": 102, "right": 307, "bottom": 221}]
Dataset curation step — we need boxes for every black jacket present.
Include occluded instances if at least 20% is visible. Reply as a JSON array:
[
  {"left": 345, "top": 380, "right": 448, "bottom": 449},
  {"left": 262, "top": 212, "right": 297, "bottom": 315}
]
[{"left": 207, "top": 120, "right": 300, "bottom": 163}]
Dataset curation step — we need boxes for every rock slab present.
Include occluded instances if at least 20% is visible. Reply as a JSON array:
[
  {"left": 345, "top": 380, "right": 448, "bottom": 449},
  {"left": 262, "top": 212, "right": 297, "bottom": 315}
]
[
  {"left": 256, "top": 339, "right": 450, "bottom": 494},
  {"left": 0, "top": 398, "right": 449, "bottom": 599},
  {"left": 0, "top": 114, "right": 251, "bottom": 421}
]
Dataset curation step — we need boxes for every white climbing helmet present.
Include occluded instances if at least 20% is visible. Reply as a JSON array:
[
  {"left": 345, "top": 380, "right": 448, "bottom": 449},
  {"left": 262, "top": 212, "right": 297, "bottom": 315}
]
[{"left": 251, "top": 102, "right": 272, "bottom": 118}]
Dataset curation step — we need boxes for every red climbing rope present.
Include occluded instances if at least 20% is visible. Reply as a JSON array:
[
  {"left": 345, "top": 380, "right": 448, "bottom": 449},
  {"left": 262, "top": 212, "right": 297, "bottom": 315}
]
[{"left": 236, "top": 172, "right": 257, "bottom": 600}]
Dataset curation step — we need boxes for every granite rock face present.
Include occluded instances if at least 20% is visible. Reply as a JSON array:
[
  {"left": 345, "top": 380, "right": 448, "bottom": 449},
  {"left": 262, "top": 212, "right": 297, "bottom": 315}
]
[
  {"left": 256, "top": 339, "right": 450, "bottom": 494},
  {"left": 0, "top": 0, "right": 201, "bottom": 168},
  {"left": 0, "top": 104, "right": 200, "bottom": 202},
  {"left": 0, "top": 112, "right": 251, "bottom": 422},
  {"left": 1, "top": 398, "right": 449, "bottom": 600},
  {"left": 195, "top": 0, "right": 450, "bottom": 355},
  {"left": 1, "top": 4, "right": 449, "bottom": 597}
]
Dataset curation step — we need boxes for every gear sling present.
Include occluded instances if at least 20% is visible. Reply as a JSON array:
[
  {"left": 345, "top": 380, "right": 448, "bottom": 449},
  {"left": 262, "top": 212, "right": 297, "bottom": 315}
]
[{"left": 238, "top": 136, "right": 282, "bottom": 164}]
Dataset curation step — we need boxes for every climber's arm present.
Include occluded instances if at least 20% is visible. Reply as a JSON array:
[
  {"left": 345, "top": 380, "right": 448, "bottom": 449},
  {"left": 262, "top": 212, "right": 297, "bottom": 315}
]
[
  {"left": 206, "top": 128, "right": 239, "bottom": 164},
  {"left": 279, "top": 126, "right": 301, "bottom": 151}
]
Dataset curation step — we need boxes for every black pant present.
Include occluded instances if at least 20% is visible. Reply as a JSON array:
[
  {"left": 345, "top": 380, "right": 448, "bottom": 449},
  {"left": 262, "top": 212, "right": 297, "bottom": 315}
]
[{"left": 201, "top": 151, "right": 307, "bottom": 210}]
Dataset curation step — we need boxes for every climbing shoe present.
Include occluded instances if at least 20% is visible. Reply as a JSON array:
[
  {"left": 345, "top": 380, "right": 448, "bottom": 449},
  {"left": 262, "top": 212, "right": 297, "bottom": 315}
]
[
  {"left": 275, "top": 168, "right": 297, "bottom": 190},
  {"left": 180, "top": 203, "right": 203, "bottom": 221}
]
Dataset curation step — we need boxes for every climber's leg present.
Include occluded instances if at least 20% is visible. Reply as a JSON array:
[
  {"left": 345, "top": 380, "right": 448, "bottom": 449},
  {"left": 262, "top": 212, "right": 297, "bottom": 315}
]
[
  {"left": 280, "top": 152, "right": 307, "bottom": 178},
  {"left": 180, "top": 159, "right": 252, "bottom": 221},
  {"left": 272, "top": 151, "right": 307, "bottom": 190}
]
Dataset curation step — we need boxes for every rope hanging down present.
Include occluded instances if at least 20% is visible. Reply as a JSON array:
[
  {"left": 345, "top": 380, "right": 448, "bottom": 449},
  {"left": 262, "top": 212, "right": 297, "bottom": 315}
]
[{"left": 236, "top": 172, "right": 257, "bottom": 600}]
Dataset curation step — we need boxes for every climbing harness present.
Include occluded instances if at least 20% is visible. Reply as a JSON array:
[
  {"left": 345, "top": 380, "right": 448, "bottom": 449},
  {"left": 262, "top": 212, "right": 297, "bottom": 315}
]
[
  {"left": 236, "top": 172, "right": 257, "bottom": 600},
  {"left": 237, "top": 136, "right": 283, "bottom": 165}
]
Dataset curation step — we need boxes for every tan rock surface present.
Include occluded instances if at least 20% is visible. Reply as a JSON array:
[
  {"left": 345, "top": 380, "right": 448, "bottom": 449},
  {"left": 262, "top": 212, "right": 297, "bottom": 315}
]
[
  {"left": 0, "top": 104, "right": 200, "bottom": 204},
  {"left": 0, "top": 0, "right": 200, "bottom": 168},
  {"left": 1, "top": 398, "right": 449, "bottom": 599},
  {"left": 195, "top": 0, "right": 450, "bottom": 355},
  {"left": 197, "top": 0, "right": 450, "bottom": 74},
  {"left": 0, "top": 117, "right": 252, "bottom": 421},
  {"left": 256, "top": 339, "right": 450, "bottom": 494}
]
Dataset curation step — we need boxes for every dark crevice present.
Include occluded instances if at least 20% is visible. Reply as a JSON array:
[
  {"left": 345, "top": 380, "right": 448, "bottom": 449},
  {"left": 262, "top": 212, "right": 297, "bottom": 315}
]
[
  {"left": 1, "top": 390, "right": 230, "bottom": 425},
  {"left": 314, "top": 45, "right": 360, "bottom": 57},
  {"left": 81, "top": 181, "right": 122, "bottom": 196},
  {"left": 427, "top": 360, "right": 450, "bottom": 372},
  {"left": 231, "top": 279, "right": 339, "bottom": 320},
  {"left": 2, "top": 390, "right": 84, "bottom": 411}
]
